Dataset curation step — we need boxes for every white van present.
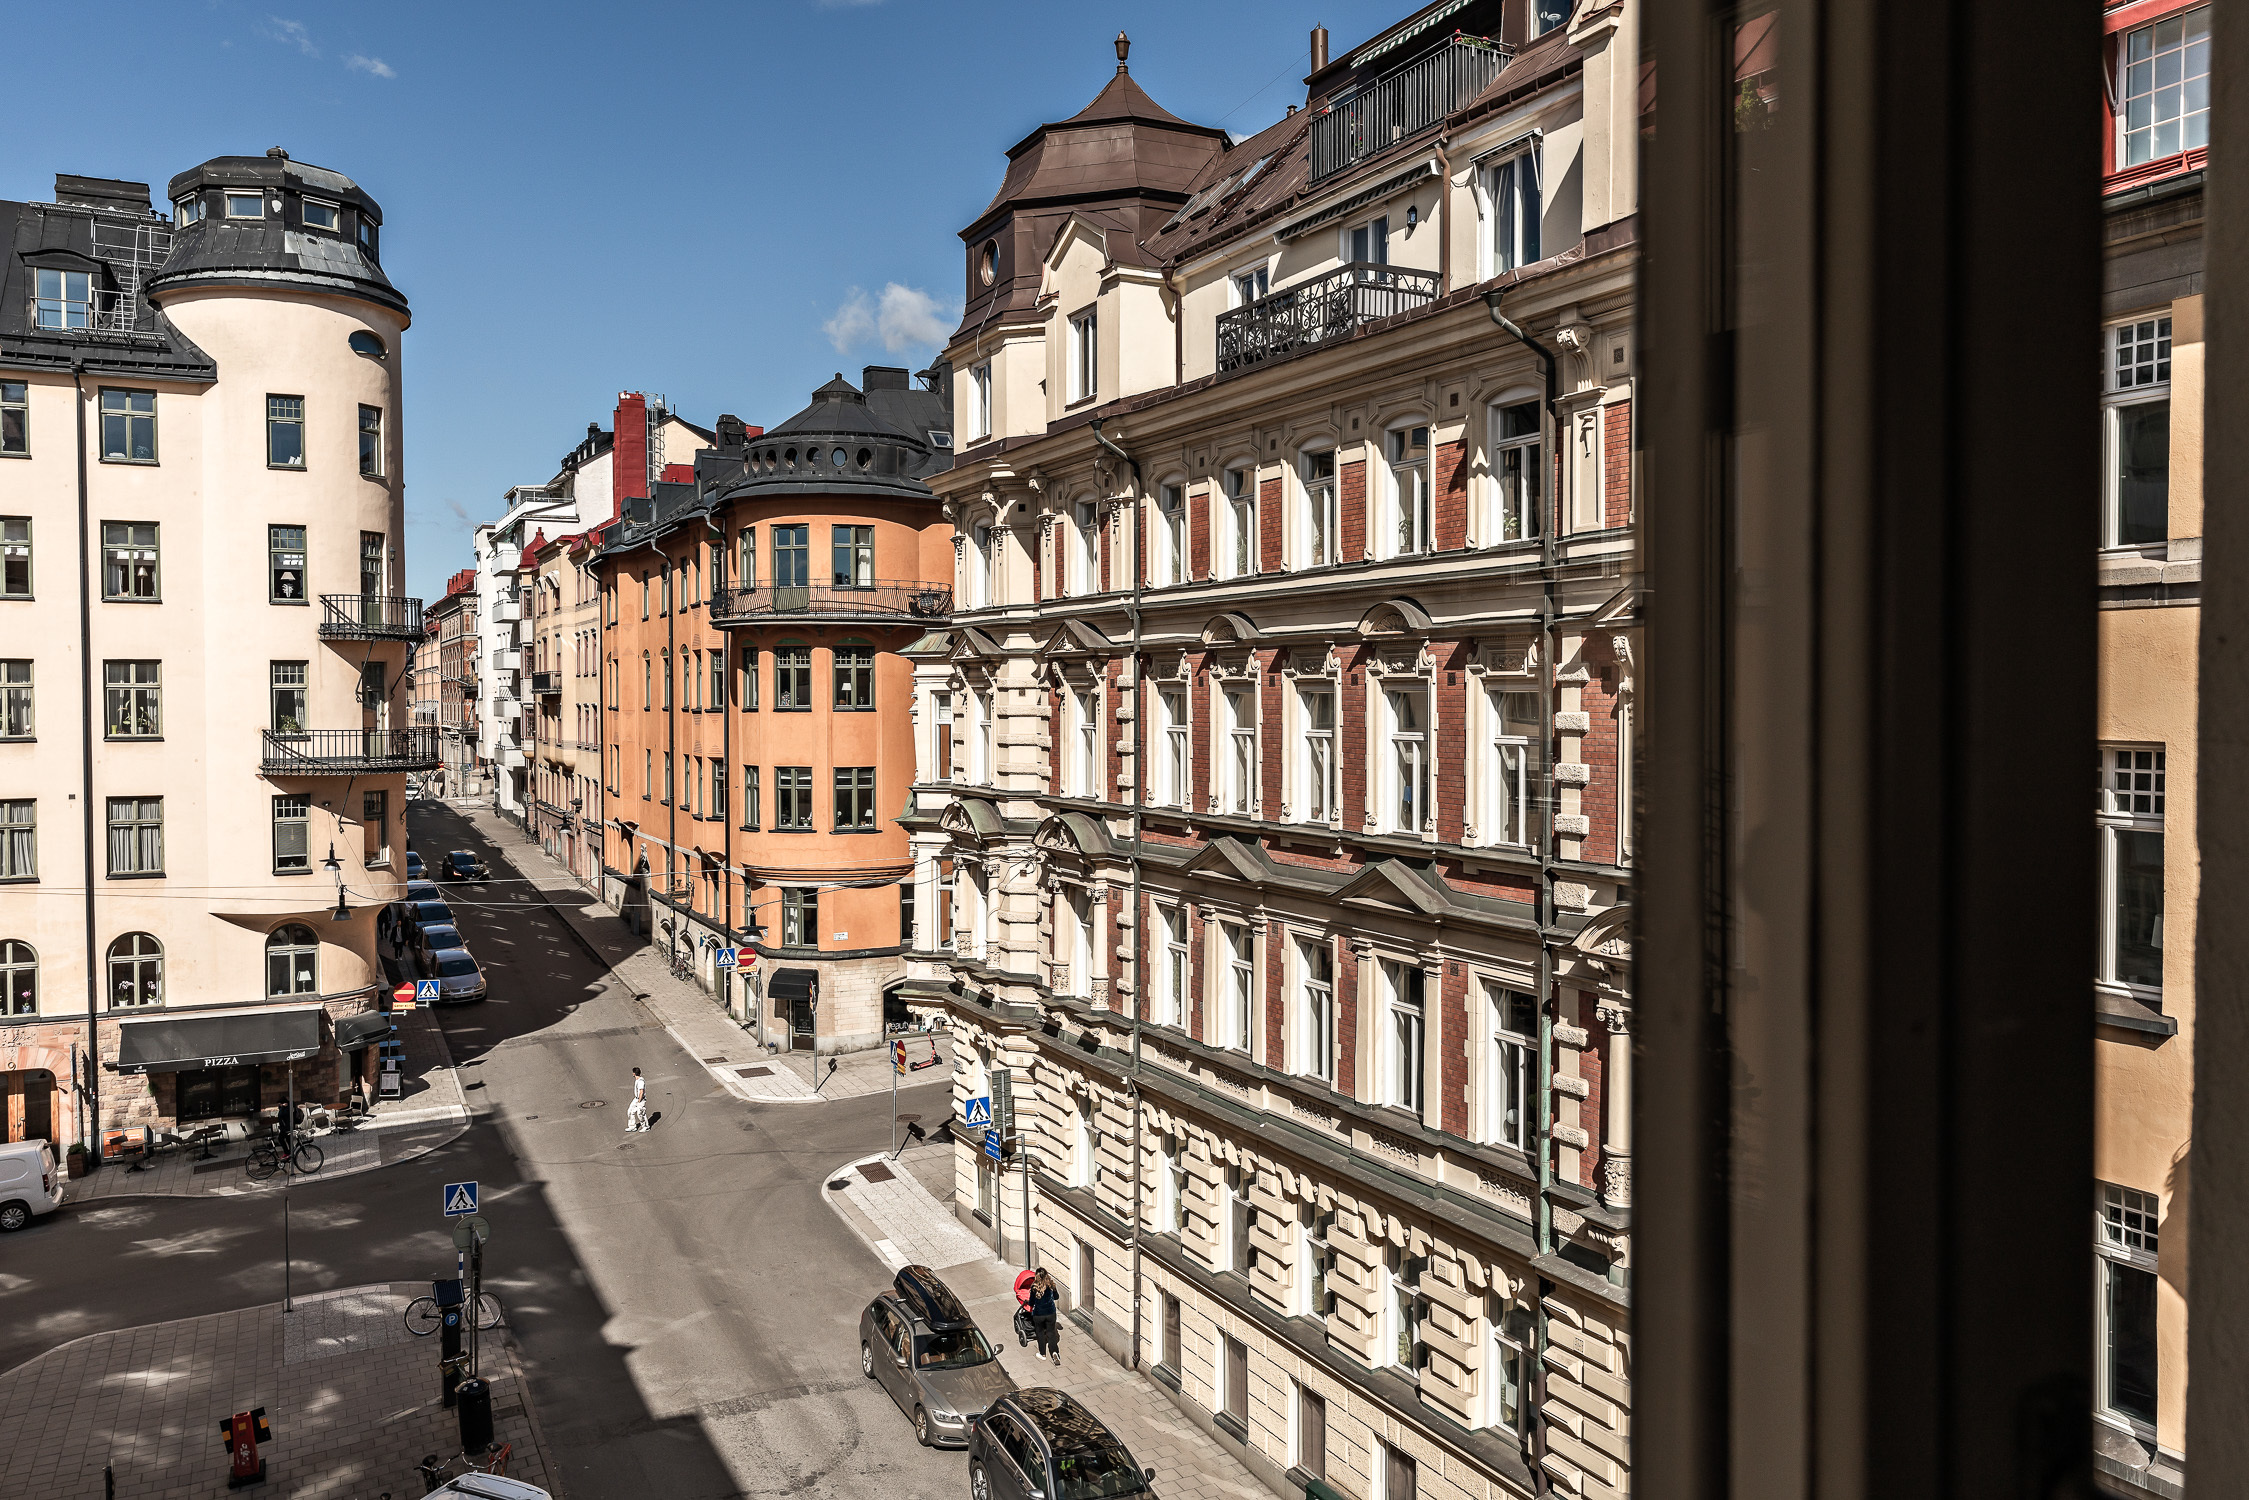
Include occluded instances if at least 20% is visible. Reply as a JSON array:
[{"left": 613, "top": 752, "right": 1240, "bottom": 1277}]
[{"left": 0, "top": 1140, "right": 63, "bottom": 1231}]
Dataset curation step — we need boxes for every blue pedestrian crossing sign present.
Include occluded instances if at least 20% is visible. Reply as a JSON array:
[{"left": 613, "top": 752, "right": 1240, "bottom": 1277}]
[
  {"left": 416, "top": 979, "right": 441, "bottom": 1004},
  {"left": 715, "top": 947, "right": 739, "bottom": 968},
  {"left": 962, "top": 1096, "right": 992, "bottom": 1128},
  {"left": 442, "top": 1181, "right": 479, "bottom": 1217}
]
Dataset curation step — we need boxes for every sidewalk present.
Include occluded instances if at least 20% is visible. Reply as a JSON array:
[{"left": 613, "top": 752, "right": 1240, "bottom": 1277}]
[
  {"left": 69, "top": 1007, "right": 472, "bottom": 1203},
  {"left": 822, "top": 1141, "right": 1274, "bottom": 1500},
  {"left": 453, "top": 803, "right": 944, "bottom": 1106},
  {"left": 0, "top": 1282, "right": 556, "bottom": 1498}
]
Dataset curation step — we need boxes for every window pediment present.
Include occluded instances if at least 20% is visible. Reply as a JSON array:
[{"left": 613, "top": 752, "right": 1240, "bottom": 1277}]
[{"left": 1355, "top": 597, "right": 1436, "bottom": 638}]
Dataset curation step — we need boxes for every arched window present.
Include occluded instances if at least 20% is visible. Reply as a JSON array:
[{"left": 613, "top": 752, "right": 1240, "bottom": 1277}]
[
  {"left": 266, "top": 924, "right": 318, "bottom": 997},
  {"left": 108, "top": 932, "right": 163, "bottom": 1007},
  {"left": 0, "top": 941, "right": 34, "bottom": 1016}
]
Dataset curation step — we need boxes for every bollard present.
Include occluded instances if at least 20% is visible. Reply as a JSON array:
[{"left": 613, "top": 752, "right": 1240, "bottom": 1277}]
[{"left": 456, "top": 1376, "right": 494, "bottom": 1453}]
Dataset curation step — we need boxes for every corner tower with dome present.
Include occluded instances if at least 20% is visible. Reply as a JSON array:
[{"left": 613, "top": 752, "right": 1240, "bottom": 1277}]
[{"left": 0, "top": 149, "right": 420, "bottom": 1145}]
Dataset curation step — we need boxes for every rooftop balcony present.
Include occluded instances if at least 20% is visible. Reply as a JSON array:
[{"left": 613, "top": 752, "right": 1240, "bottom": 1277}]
[
  {"left": 261, "top": 728, "right": 440, "bottom": 775},
  {"left": 1308, "top": 34, "right": 1509, "bottom": 184},
  {"left": 317, "top": 594, "right": 425, "bottom": 642},
  {"left": 1216, "top": 262, "right": 1442, "bottom": 374},
  {"left": 710, "top": 580, "right": 953, "bottom": 627}
]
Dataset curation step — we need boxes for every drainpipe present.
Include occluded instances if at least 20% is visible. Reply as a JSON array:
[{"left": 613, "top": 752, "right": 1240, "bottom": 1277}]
[
  {"left": 1090, "top": 416, "right": 1146, "bottom": 1369},
  {"left": 1487, "top": 288, "right": 1564, "bottom": 1494},
  {"left": 73, "top": 362, "right": 99, "bottom": 1152}
]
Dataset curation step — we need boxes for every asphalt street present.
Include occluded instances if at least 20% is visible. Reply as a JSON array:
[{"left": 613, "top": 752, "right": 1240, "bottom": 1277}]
[{"left": 1, "top": 800, "right": 966, "bottom": 1500}]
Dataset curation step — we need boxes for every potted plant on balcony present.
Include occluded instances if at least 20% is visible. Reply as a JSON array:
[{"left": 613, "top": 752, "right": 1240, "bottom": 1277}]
[{"left": 65, "top": 1141, "right": 91, "bottom": 1179}]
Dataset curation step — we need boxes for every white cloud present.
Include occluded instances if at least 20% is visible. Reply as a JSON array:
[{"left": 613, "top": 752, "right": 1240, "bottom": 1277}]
[
  {"left": 345, "top": 54, "right": 396, "bottom": 78},
  {"left": 825, "top": 283, "right": 957, "bottom": 355},
  {"left": 266, "top": 16, "right": 318, "bottom": 55}
]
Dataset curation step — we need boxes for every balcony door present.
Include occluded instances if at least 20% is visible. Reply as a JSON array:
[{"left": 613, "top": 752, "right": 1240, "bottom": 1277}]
[
  {"left": 773, "top": 525, "right": 810, "bottom": 611},
  {"left": 360, "top": 532, "right": 385, "bottom": 625}
]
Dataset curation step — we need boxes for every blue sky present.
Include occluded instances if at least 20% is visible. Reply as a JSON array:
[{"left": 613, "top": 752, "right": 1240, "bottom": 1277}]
[{"left": 6, "top": 0, "right": 1407, "bottom": 602}]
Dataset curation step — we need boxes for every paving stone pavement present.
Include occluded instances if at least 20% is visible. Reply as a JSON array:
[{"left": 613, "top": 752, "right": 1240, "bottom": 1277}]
[
  {"left": 824, "top": 1145, "right": 1274, "bottom": 1500},
  {"left": 0, "top": 1282, "right": 556, "bottom": 1498},
  {"left": 454, "top": 803, "right": 948, "bottom": 1106},
  {"left": 69, "top": 1009, "right": 472, "bottom": 1204}
]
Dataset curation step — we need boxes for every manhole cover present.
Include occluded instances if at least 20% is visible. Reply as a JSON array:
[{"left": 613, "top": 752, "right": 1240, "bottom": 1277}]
[
  {"left": 703, "top": 1056, "right": 730, "bottom": 1064},
  {"left": 579, "top": 1100, "right": 607, "bottom": 1109},
  {"left": 859, "top": 1163, "right": 896, "bottom": 1183},
  {"left": 827, "top": 1178, "right": 852, "bottom": 1190},
  {"left": 736, "top": 1066, "right": 772, "bottom": 1078}
]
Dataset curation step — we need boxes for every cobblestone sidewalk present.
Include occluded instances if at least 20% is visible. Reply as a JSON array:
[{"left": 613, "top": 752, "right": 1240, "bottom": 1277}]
[
  {"left": 824, "top": 1146, "right": 1275, "bottom": 1500},
  {"left": 68, "top": 1008, "right": 472, "bottom": 1204},
  {"left": 454, "top": 805, "right": 948, "bottom": 1106},
  {"left": 0, "top": 1282, "right": 556, "bottom": 1498}
]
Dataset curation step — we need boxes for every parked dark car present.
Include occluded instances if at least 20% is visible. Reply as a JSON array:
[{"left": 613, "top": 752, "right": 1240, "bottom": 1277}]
[
  {"left": 969, "top": 1388, "right": 1154, "bottom": 1500},
  {"left": 402, "top": 899, "right": 455, "bottom": 936},
  {"left": 405, "top": 879, "right": 442, "bottom": 906},
  {"left": 405, "top": 851, "right": 425, "bottom": 880},
  {"left": 412, "top": 923, "right": 465, "bottom": 975},
  {"left": 859, "top": 1265, "right": 1016, "bottom": 1448},
  {"left": 440, "top": 850, "right": 488, "bottom": 881}
]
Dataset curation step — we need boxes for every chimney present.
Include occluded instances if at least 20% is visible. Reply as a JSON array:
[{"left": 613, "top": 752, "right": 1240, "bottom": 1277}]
[
  {"left": 862, "top": 365, "right": 911, "bottom": 392},
  {"left": 53, "top": 175, "right": 152, "bottom": 215},
  {"left": 612, "top": 392, "right": 650, "bottom": 520},
  {"left": 1310, "top": 25, "right": 1329, "bottom": 73}
]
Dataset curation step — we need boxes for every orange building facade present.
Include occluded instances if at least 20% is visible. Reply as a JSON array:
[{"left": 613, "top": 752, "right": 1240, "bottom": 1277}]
[{"left": 595, "top": 369, "right": 954, "bottom": 1051}]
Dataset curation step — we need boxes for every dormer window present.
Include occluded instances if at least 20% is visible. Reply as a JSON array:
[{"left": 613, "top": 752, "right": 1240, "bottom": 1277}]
[
  {"left": 358, "top": 218, "right": 377, "bottom": 257},
  {"left": 1485, "top": 145, "right": 1543, "bottom": 273},
  {"left": 33, "top": 269, "right": 90, "bottom": 331},
  {"left": 1069, "top": 309, "right": 1099, "bottom": 404},
  {"left": 303, "top": 199, "right": 340, "bottom": 232},
  {"left": 2117, "top": 6, "right": 2209, "bottom": 168},
  {"left": 979, "top": 240, "right": 999, "bottom": 286},
  {"left": 225, "top": 192, "right": 264, "bottom": 220},
  {"left": 175, "top": 197, "right": 205, "bottom": 226}
]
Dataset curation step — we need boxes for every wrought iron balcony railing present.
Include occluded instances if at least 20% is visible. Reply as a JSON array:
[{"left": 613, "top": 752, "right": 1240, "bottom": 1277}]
[
  {"left": 261, "top": 728, "right": 441, "bottom": 774},
  {"left": 1308, "top": 34, "right": 1510, "bottom": 183},
  {"left": 1216, "top": 263, "right": 1443, "bottom": 373},
  {"left": 710, "top": 580, "right": 953, "bottom": 625},
  {"left": 318, "top": 594, "right": 425, "bottom": 641}
]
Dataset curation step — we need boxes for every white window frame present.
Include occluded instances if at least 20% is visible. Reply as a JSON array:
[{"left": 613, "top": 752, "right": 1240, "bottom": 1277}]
[
  {"left": 974, "top": 688, "right": 994, "bottom": 786},
  {"left": 1488, "top": 398, "right": 1545, "bottom": 545},
  {"left": 1385, "top": 686, "right": 1432, "bottom": 836},
  {"left": 2095, "top": 1181, "right": 2162, "bottom": 1440},
  {"left": 1231, "top": 264, "right": 1271, "bottom": 308},
  {"left": 1300, "top": 447, "right": 1339, "bottom": 568},
  {"left": 175, "top": 196, "right": 204, "bottom": 226},
  {"left": 2116, "top": 6, "right": 2210, "bottom": 169},
  {"left": 1344, "top": 214, "right": 1391, "bottom": 272},
  {"left": 1070, "top": 308, "right": 1099, "bottom": 404},
  {"left": 224, "top": 191, "right": 264, "bottom": 220},
  {"left": 1073, "top": 1098, "right": 1096, "bottom": 1187},
  {"left": 2098, "top": 744, "right": 2166, "bottom": 997},
  {"left": 1072, "top": 687, "right": 1099, "bottom": 797},
  {"left": 1073, "top": 498, "right": 1102, "bottom": 593},
  {"left": 302, "top": 198, "right": 341, "bottom": 232},
  {"left": 1298, "top": 1205, "right": 1334, "bottom": 1318},
  {"left": 1384, "top": 961, "right": 1427, "bottom": 1116},
  {"left": 1222, "top": 467, "right": 1256, "bottom": 579},
  {"left": 1297, "top": 684, "right": 1337, "bottom": 824},
  {"left": 1297, "top": 938, "right": 1335, "bottom": 1082},
  {"left": 1161, "top": 905, "right": 1190, "bottom": 1027},
  {"left": 1224, "top": 686, "right": 1256, "bottom": 815},
  {"left": 1157, "top": 1133, "right": 1185, "bottom": 1232},
  {"left": 1487, "top": 1308, "right": 1528, "bottom": 1434},
  {"left": 1161, "top": 688, "right": 1190, "bottom": 809},
  {"left": 2102, "top": 317, "right": 2171, "bottom": 550},
  {"left": 971, "top": 360, "right": 994, "bottom": 441},
  {"left": 1486, "top": 688, "right": 1539, "bottom": 848},
  {"left": 1386, "top": 423, "right": 1433, "bottom": 558},
  {"left": 1481, "top": 144, "right": 1543, "bottom": 277},
  {"left": 1157, "top": 483, "right": 1187, "bottom": 586},
  {"left": 1223, "top": 922, "right": 1254, "bottom": 1052},
  {"left": 1484, "top": 981, "right": 1536, "bottom": 1150}
]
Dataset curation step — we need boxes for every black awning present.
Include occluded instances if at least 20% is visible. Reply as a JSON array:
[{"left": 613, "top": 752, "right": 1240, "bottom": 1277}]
[
  {"left": 768, "top": 967, "right": 818, "bottom": 1002},
  {"left": 115, "top": 1007, "right": 325, "bottom": 1075},
  {"left": 333, "top": 1011, "right": 395, "bottom": 1049}
]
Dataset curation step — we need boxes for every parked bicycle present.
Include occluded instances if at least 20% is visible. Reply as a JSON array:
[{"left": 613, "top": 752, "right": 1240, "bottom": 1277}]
[
  {"left": 244, "top": 1136, "right": 323, "bottom": 1181},
  {"left": 667, "top": 945, "right": 697, "bottom": 982},
  {"left": 403, "top": 1291, "right": 505, "bottom": 1336}
]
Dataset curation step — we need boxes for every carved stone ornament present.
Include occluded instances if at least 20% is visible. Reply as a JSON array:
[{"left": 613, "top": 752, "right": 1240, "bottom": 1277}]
[
  {"left": 1364, "top": 644, "right": 1435, "bottom": 680},
  {"left": 1211, "top": 653, "right": 1260, "bottom": 683},
  {"left": 1596, "top": 1001, "right": 1632, "bottom": 1035},
  {"left": 1466, "top": 635, "right": 1538, "bottom": 680},
  {"left": 1599, "top": 1149, "right": 1632, "bottom": 1209},
  {"left": 1283, "top": 645, "right": 1341, "bottom": 679}
]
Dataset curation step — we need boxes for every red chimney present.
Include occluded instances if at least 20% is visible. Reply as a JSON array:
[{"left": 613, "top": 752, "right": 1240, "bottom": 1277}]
[{"left": 613, "top": 392, "right": 650, "bottom": 518}]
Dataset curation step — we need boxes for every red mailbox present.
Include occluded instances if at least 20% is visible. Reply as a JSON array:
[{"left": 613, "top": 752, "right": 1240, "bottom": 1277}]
[{"left": 219, "top": 1407, "right": 270, "bottom": 1487}]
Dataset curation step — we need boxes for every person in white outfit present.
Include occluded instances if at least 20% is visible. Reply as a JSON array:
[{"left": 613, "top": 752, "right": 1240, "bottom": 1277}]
[{"left": 626, "top": 1067, "right": 650, "bottom": 1132}]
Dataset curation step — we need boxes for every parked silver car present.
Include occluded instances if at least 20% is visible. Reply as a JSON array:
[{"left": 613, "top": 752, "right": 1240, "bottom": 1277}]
[
  {"left": 425, "top": 948, "right": 487, "bottom": 1003},
  {"left": 859, "top": 1264, "right": 1016, "bottom": 1447}
]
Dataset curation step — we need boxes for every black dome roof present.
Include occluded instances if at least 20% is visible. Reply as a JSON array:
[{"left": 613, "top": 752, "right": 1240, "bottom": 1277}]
[{"left": 715, "top": 372, "right": 952, "bottom": 501}]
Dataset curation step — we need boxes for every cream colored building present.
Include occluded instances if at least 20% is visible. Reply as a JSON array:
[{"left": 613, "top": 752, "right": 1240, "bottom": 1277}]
[
  {"left": 0, "top": 156, "right": 420, "bottom": 1145},
  {"left": 2091, "top": 6, "right": 2206, "bottom": 1489},
  {"left": 905, "top": 6, "right": 1638, "bottom": 1498}
]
